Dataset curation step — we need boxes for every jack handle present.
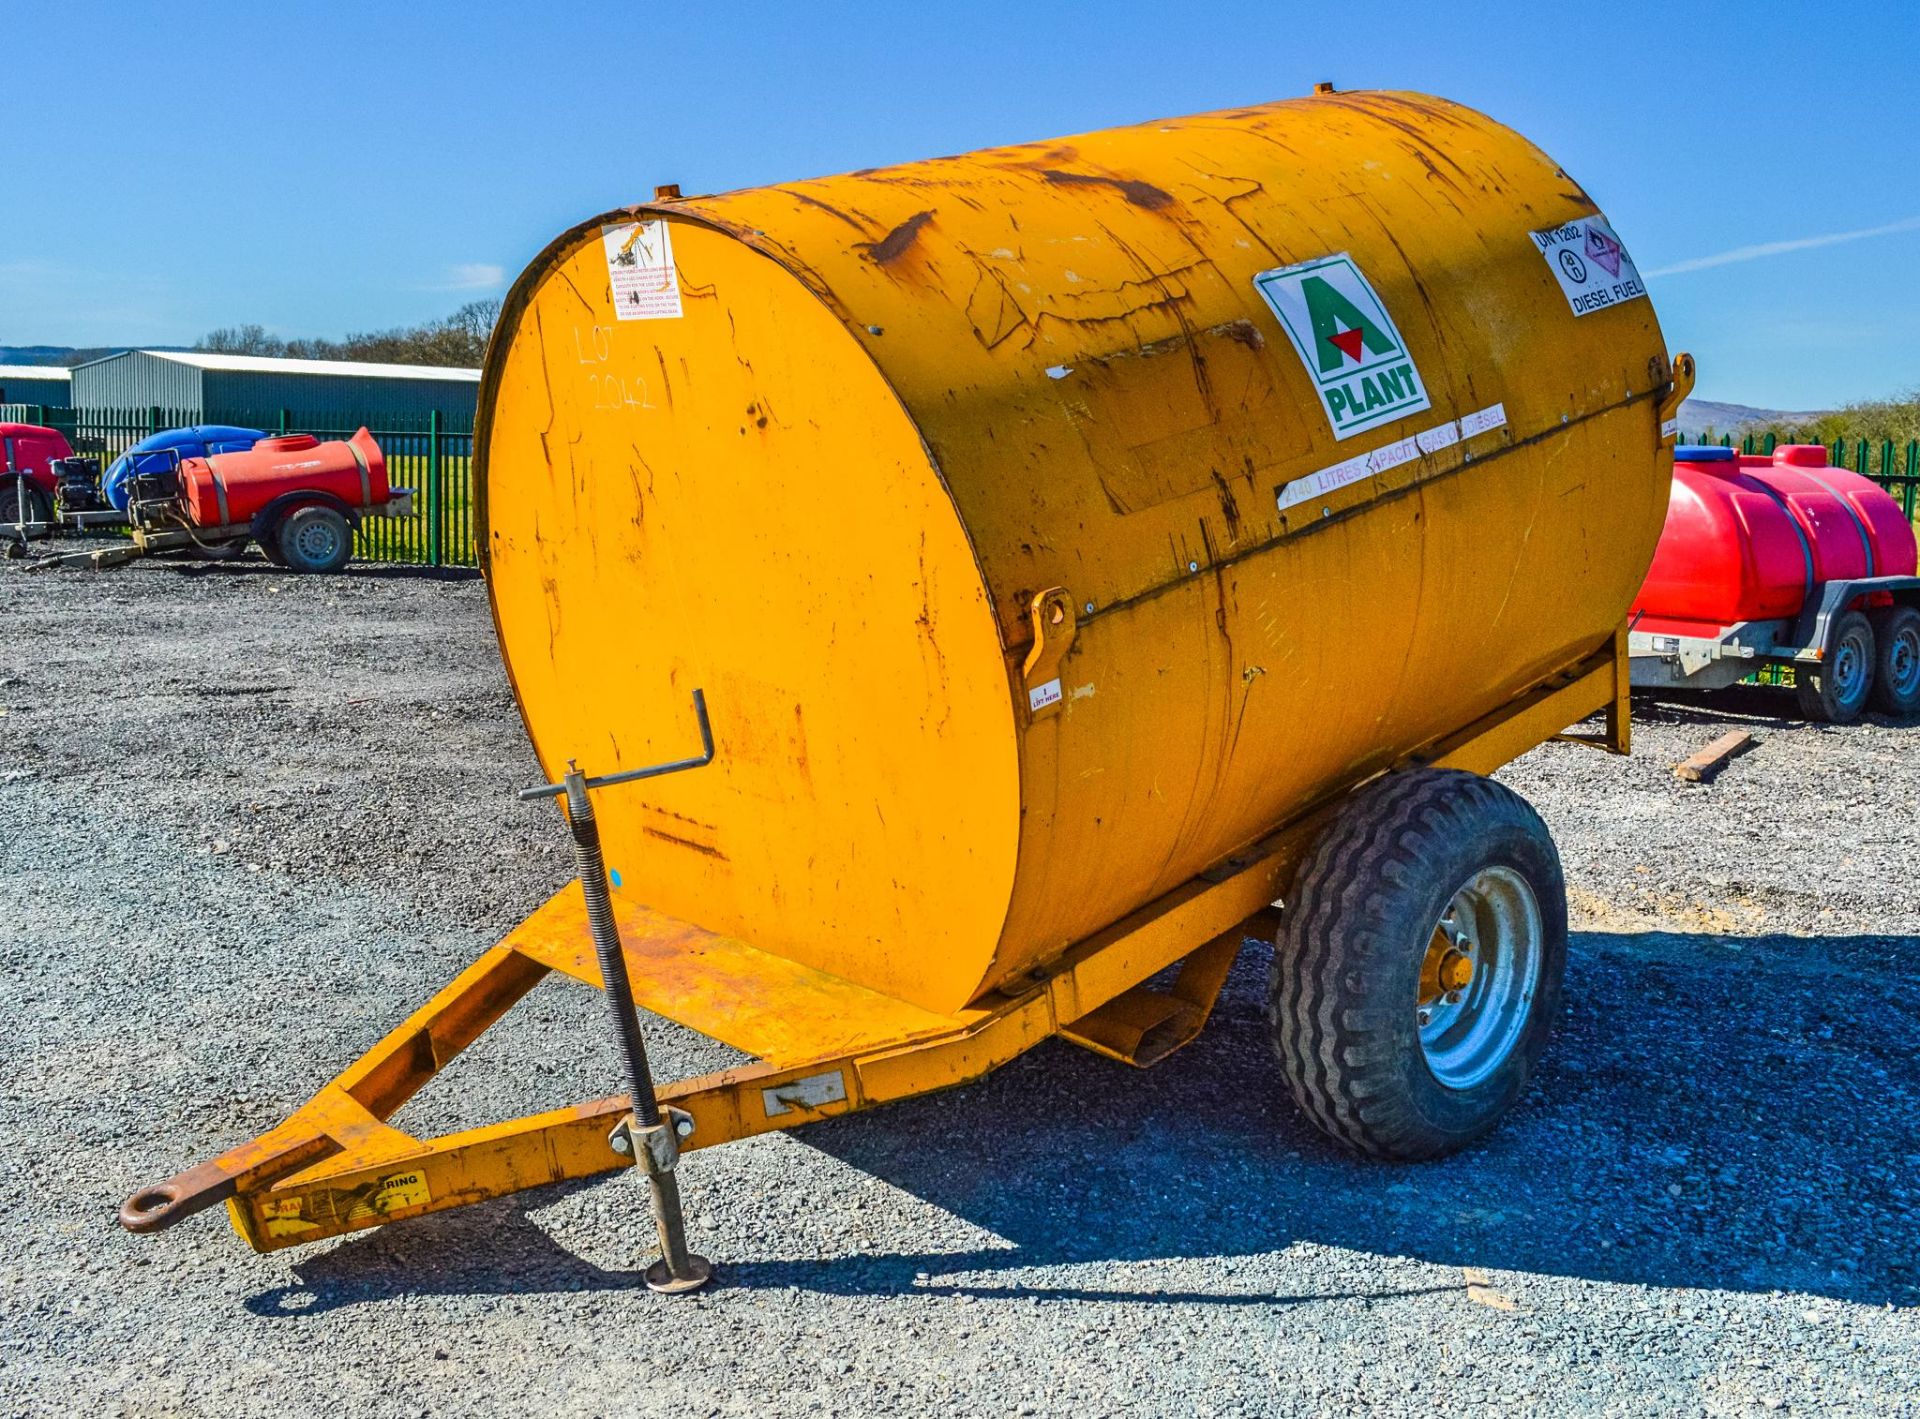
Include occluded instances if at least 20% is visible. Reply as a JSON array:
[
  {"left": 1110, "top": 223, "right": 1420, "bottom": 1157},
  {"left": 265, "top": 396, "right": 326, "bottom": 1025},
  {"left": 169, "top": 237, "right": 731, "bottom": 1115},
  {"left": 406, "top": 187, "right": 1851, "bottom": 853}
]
[
  {"left": 516, "top": 690, "right": 713, "bottom": 802},
  {"left": 517, "top": 688, "right": 717, "bottom": 1293}
]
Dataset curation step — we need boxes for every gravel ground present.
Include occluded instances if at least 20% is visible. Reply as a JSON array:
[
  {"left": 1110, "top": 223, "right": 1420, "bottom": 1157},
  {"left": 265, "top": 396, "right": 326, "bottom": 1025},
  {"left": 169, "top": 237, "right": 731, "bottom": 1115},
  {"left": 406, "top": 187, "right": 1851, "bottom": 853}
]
[{"left": 2, "top": 554, "right": 1916, "bottom": 1417}]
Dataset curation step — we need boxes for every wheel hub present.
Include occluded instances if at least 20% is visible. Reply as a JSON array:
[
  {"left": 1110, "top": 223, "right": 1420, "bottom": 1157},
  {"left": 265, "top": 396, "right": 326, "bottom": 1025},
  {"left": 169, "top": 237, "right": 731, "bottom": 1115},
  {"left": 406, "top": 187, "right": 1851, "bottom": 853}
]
[
  {"left": 1832, "top": 635, "right": 1868, "bottom": 702},
  {"left": 1420, "top": 936, "right": 1475, "bottom": 1002},
  {"left": 295, "top": 523, "right": 340, "bottom": 560},
  {"left": 1890, "top": 628, "right": 1920, "bottom": 695}
]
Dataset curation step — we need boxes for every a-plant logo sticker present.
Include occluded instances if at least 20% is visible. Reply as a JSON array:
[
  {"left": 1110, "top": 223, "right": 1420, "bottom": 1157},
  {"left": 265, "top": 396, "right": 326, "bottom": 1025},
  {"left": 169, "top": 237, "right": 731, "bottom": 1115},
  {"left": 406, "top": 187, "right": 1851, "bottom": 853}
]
[{"left": 1253, "top": 253, "right": 1431, "bottom": 441}]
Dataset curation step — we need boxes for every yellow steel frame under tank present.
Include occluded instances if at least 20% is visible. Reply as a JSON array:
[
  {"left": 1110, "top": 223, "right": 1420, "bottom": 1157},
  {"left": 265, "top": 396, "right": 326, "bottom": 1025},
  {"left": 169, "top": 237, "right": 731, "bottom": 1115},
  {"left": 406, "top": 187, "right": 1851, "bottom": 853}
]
[{"left": 116, "top": 88, "right": 1691, "bottom": 1252}]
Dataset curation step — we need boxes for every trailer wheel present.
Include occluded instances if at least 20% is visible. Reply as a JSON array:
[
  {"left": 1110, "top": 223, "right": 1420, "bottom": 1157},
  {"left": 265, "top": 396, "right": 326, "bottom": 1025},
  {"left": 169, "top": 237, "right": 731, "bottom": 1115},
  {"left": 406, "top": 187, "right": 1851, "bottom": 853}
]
[
  {"left": 1268, "top": 768, "right": 1567, "bottom": 1161},
  {"left": 276, "top": 506, "right": 352, "bottom": 574},
  {"left": 1795, "top": 610, "right": 1875, "bottom": 724},
  {"left": 1868, "top": 605, "right": 1920, "bottom": 717},
  {"left": 4, "top": 478, "right": 52, "bottom": 539}
]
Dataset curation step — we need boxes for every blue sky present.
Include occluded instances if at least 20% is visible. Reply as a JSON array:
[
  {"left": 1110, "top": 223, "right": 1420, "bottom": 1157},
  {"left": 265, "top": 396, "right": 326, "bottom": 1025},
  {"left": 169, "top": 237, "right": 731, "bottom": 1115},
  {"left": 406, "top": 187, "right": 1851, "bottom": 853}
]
[{"left": 6, "top": 1, "right": 1916, "bottom": 409}]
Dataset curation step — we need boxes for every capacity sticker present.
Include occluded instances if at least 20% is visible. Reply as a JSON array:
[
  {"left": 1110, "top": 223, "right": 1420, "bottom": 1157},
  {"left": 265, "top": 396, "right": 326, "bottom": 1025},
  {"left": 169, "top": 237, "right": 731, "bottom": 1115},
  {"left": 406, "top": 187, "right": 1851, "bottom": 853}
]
[
  {"left": 1531, "top": 217, "right": 1647, "bottom": 318},
  {"left": 1276, "top": 404, "right": 1508, "bottom": 515},
  {"left": 1253, "top": 253, "right": 1431, "bottom": 441},
  {"left": 603, "top": 220, "right": 683, "bottom": 321}
]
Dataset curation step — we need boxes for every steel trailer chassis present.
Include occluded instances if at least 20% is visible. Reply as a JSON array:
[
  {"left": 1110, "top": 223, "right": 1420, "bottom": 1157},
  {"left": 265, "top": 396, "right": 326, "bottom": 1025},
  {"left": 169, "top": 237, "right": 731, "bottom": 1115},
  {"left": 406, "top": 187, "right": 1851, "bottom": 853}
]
[
  {"left": 118, "top": 629, "right": 1632, "bottom": 1260},
  {"left": 1628, "top": 575, "right": 1920, "bottom": 691},
  {"left": 25, "top": 491, "right": 417, "bottom": 570}
]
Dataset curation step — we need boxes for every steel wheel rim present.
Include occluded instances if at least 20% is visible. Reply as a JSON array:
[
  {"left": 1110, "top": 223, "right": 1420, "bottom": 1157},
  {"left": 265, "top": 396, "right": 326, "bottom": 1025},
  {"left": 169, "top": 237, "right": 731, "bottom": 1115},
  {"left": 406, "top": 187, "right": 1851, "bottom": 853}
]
[
  {"left": 1888, "top": 624, "right": 1920, "bottom": 699},
  {"left": 292, "top": 519, "right": 341, "bottom": 564},
  {"left": 1417, "top": 865, "right": 1543, "bottom": 1090},
  {"left": 1832, "top": 631, "right": 1869, "bottom": 707}
]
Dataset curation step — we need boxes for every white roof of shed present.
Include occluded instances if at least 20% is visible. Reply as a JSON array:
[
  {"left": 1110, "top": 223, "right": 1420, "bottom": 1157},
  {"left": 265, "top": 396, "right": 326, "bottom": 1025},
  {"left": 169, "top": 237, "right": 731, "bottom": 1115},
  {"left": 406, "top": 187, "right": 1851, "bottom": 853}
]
[
  {"left": 89, "top": 350, "right": 480, "bottom": 383},
  {"left": 0, "top": 365, "right": 72, "bottom": 382}
]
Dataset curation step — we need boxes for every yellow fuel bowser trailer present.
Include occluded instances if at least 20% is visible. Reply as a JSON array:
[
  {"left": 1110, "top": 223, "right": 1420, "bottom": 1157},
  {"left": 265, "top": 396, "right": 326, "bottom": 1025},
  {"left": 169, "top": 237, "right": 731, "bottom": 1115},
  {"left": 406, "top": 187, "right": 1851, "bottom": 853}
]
[{"left": 122, "top": 87, "right": 1691, "bottom": 1280}]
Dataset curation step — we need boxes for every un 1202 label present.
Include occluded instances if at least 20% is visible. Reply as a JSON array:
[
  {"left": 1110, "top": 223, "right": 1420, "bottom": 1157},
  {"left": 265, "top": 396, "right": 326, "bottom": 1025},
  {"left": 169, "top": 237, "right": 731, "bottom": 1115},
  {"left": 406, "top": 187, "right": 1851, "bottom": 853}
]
[{"left": 1532, "top": 217, "right": 1648, "bottom": 318}]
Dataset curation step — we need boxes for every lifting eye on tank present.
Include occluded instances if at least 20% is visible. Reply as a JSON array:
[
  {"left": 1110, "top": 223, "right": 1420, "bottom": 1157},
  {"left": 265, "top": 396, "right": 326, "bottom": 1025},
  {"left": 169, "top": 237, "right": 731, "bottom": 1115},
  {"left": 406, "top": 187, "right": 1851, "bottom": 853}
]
[{"left": 1023, "top": 587, "right": 1079, "bottom": 719}]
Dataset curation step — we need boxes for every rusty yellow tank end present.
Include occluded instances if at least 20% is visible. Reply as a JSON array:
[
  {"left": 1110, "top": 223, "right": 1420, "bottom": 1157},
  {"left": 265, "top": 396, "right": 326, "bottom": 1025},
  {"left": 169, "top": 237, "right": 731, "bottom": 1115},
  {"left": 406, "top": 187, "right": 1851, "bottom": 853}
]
[{"left": 117, "top": 637, "right": 1626, "bottom": 1254}]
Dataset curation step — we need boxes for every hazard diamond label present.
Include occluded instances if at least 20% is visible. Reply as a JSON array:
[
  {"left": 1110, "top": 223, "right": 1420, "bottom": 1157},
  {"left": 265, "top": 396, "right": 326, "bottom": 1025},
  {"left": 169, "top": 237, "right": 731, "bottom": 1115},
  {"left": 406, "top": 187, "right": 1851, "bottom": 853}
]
[
  {"left": 1530, "top": 215, "right": 1648, "bottom": 318},
  {"left": 1253, "top": 253, "right": 1431, "bottom": 441}
]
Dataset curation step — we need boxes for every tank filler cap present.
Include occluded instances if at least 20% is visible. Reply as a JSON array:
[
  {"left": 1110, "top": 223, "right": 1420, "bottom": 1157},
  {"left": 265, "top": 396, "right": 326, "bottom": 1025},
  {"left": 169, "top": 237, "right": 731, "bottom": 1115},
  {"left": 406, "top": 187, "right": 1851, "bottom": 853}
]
[
  {"left": 1674, "top": 445, "right": 1736, "bottom": 463},
  {"left": 1775, "top": 444, "right": 1831, "bottom": 467},
  {"left": 1313, "top": 81, "right": 1337, "bottom": 94}
]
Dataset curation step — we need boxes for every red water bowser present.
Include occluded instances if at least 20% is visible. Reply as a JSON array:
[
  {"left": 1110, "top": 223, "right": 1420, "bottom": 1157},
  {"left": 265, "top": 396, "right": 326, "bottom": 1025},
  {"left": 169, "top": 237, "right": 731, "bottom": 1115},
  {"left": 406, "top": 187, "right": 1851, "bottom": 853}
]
[{"left": 179, "top": 428, "right": 389, "bottom": 530}]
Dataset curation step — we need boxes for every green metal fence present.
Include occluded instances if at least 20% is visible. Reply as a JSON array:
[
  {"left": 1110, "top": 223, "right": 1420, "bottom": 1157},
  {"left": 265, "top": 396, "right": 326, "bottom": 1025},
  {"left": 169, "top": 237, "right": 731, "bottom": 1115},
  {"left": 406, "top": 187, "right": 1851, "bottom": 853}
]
[
  {"left": 0, "top": 402, "right": 477, "bottom": 567},
  {"left": 7, "top": 399, "right": 1918, "bottom": 567},
  {"left": 1681, "top": 429, "right": 1920, "bottom": 523}
]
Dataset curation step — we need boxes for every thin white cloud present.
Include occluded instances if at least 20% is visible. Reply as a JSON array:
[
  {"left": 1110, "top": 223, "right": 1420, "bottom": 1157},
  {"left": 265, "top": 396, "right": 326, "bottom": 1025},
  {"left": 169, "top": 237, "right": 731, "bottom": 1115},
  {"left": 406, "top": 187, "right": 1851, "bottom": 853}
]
[
  {"left": 1645, "top": 215, "right": 1920, "bottom": 278},
  {"left": 428, "top": 262, "right": 506, "bottom": 292}
]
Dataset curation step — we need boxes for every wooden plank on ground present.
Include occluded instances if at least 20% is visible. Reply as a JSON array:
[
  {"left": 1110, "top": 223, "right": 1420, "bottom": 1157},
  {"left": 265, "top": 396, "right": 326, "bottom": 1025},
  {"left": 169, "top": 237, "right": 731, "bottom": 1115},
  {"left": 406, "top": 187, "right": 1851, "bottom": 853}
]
[{"left": 1675, "top": 730, "right": 1756, "bottom": 783}]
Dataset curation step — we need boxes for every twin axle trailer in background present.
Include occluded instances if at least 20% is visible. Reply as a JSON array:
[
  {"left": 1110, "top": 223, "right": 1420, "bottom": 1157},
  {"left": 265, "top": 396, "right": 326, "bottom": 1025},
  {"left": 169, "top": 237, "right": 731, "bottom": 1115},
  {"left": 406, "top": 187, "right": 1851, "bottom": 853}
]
[{"left": 1629, "top": 444, "right": 1920, "bottom": 721}]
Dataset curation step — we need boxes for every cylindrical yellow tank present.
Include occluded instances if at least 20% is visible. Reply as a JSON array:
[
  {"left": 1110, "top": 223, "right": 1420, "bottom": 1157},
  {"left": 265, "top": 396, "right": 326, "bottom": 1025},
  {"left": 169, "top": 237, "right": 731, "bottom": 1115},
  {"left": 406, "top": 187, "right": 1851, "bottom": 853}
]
[{"left": 478, "top": 90, "right": 1673, "bottom": 1015}]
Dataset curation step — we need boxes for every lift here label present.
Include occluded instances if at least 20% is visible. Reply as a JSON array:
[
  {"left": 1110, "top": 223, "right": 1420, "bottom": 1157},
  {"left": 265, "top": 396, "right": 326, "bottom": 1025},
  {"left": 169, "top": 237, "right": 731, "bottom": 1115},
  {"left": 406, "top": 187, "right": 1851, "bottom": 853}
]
[
  {"left": 1254, "top": 253, "right": 1431, "bottom": 441},
  {"left": 1531, "top": 216, "right": 1647, "bottom": 318}
]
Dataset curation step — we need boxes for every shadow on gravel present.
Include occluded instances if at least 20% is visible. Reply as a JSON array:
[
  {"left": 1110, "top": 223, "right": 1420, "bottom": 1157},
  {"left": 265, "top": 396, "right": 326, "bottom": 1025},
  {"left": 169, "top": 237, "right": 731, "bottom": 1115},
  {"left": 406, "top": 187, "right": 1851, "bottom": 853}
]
[
  {"left": 155, "top": 560, "right": 482, "bottom": 583},
  {"left": 1633, "top": 684, "right": 1920, "bottom": 730},
  {"left": 243, "top": 1184, "right": 656, "bottom": 1318},
  {"left": 244, "top": 928, "right": 1920, "bottom": 1317}
]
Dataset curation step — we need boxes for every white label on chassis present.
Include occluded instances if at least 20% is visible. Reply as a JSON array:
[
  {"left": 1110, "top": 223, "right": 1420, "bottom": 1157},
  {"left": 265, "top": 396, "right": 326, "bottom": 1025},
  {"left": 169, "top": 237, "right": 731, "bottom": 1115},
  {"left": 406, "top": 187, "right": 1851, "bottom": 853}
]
[
  {"left": 762, "top": 1070, "right": 849, "bottom": 1118},
  {"left": 1531, "top": 216, "right": 1648, "bottom": 318}
]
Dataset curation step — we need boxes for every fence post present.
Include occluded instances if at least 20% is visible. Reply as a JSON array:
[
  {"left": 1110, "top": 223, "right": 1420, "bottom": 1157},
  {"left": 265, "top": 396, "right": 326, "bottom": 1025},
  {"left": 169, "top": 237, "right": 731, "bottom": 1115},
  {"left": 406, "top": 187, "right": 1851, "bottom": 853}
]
[
  {"left": 148, "top": 405, "right": 161, "bottom": 437},
  {"left": 427, "top": 410, "right": 444, "bottom": 568},
  {"left": 1906, "top": 440, "right": 1919, "bottom": 520},
  {"left": 278, "top": 408, "right": 291, "bottom": 436}
]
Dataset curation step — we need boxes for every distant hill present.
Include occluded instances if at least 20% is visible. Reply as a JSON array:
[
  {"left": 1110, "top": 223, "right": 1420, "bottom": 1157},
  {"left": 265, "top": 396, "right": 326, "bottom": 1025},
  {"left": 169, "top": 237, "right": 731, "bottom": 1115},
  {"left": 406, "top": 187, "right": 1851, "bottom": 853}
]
[
  {"left": 1678, "top": 398, "right": 1830, "bottom": 437},
  {"left": 0, "top": 345, "right": 91, "bottom": 366},
  {"left": 0, "top": 344, "right": 194, "bottom": 367}
]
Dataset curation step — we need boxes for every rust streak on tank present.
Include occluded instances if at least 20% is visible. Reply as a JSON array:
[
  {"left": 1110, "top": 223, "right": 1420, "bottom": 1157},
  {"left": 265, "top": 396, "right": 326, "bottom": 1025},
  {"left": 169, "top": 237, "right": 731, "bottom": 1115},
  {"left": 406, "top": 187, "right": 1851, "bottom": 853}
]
[
  {"left": 642, "top": 826, "right": 729, "bottom": 860},
  {"left": 858, "top": 210, "right": 936, "bottom": 265},
  {"left": 784, "top": 189, "right": 874, "bottom": 235},
  {"left": 1038, "top": 170, "right": 1176, "bottom": 210}
]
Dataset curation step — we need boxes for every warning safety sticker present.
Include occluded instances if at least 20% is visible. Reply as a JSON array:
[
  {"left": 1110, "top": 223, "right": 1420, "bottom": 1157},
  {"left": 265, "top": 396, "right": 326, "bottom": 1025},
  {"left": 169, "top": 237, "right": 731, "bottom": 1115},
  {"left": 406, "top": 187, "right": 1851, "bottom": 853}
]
[
  {"left": 1253, "top": 253, "right": 1431, "bottom": 441},
  {"left": 1531, "top": 216, "right": 1648, "bottom": 318},
  {"left": 603, "top": 220, "right": 683, "bottom": 321}
]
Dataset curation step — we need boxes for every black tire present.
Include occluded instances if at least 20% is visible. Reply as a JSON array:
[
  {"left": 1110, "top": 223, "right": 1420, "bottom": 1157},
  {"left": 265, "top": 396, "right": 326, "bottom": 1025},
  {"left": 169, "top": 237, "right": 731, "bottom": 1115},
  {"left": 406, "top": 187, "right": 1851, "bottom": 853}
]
[
  {"left": 275, "top": 505, "right": 352, "bottom": 574},
  {"left": 1269, "top": 767, "right": 1567, "bottom": 1161},
  {"left": 4, "top": 478, "right": 52, "bottom": 539},
  {"left": 1794, "top": 609, "right": 1875, "bottom": 724},
  {"left": 1868, "top": 605, "right": 1920, "bottom": 717},
  {"left": 257, "top": 524, "right": 288, "bottom": 567}
]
